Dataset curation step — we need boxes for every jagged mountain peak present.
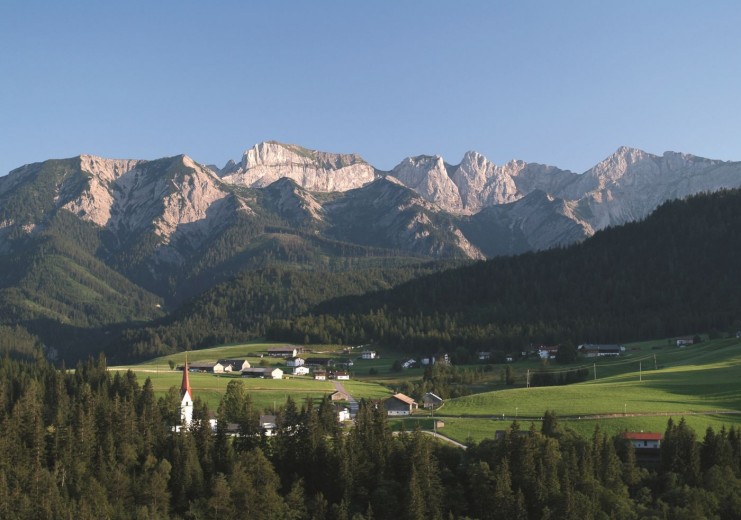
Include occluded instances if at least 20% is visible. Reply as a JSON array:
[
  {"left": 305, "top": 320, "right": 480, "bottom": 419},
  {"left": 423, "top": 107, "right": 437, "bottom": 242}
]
[
  {"left": 591, "top": 145, "right": 650, "bottom": 170},
  {"left": 220, "top": 141, "right": 376, "bottom": 192},
  {"left": 241, "top": 141, "right": 370, "bottom": 170}
]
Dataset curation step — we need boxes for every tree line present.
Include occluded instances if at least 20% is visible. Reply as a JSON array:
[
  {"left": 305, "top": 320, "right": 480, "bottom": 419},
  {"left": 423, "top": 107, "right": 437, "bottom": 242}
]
[{"left": 3, "top": 354, "right": 741, "bottom": 518}]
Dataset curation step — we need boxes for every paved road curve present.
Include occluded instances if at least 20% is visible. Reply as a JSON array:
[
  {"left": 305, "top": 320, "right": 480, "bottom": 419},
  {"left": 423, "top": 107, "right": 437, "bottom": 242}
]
[{"left": 332, "top": 381, "right": 359, "bottom": 416}]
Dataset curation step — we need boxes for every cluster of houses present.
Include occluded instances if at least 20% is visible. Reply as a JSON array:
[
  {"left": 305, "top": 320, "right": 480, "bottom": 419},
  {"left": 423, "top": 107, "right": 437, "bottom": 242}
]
[
  {"left": 178, "top": 358, "right": 352, "bottom": 435},
  {"left": 180, "top": 349, "right": 354, "bottom": 381},
  {"left": 476, "top": 343, "right": 627, "bottom": 363}
]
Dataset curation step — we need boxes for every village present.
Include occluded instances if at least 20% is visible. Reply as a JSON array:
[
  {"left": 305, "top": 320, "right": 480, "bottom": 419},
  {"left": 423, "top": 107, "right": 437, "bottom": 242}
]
[{"left": 169, "top": 339, "right": 685, "bottom": 465}]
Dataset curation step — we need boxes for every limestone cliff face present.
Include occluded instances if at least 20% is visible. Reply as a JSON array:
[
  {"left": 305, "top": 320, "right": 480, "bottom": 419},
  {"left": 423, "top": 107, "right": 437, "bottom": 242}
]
[
  {"left": 221, "top": 141, "right": 376, "bottom": 192},
  {"left": 62, "top": 155, "right": 235, "bottom": 247},
  {"left": 572, "top": 147, "right": 741, "bottom": 230},
  {"left": 388, "top": 155, "right": 464, "bottom": 213},
  {"left": 389, "top": 151, "right": 580, "bottom": 215}
]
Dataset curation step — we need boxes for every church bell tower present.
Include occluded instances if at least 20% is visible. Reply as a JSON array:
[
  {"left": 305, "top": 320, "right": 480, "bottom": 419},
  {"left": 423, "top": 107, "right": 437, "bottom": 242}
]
[{"left": 180, "top": 355, "right": 194, "bottom": 427}]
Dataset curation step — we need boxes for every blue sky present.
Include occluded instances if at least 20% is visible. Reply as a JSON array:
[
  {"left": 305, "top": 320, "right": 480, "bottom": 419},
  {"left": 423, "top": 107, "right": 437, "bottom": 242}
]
[{"left": 1, "top": 1, "right": 740, "bottom": 176}]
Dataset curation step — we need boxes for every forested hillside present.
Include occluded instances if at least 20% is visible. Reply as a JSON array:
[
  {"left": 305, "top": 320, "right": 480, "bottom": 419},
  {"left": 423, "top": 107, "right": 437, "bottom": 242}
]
[
  {"left": 114, "top": 262, "right": 453, "bottom": 361},
  {"left": 2, "top": 355, "right": 741, "bottom": 519},
  {"left": 268, "top": 189, "right": 741, "bottom": 354}
]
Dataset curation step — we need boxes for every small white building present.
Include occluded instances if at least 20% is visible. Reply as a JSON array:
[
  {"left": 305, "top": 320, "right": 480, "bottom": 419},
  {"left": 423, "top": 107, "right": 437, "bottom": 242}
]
[
  {"left": 260, "top": 415, "right": 277, "bottom": 436},
  {"left": 538, "top": 346, "right": 560, "bottom": 360},
  {"left": 293, "top": 366, "right": 310, "bottom": 376},
  {"left": 314, "top": 370, "right": 327, "bottom": 381},
  {"left": 337, "top": 408, "right": 351, "bottom": 422},
  {"left": 361, "top": 351, "right": 377, "bottom": 360},
  {"left": 335, "top": 371, "right": 350, "bottom": 380},
  {"left": 286, "top": 357, "right": 305, "bottom": 367}
]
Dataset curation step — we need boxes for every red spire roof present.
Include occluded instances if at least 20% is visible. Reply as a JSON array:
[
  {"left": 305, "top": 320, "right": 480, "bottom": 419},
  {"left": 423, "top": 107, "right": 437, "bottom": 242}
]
[{"left": 181, "top": 355, "right": 193, "bottom": 398}]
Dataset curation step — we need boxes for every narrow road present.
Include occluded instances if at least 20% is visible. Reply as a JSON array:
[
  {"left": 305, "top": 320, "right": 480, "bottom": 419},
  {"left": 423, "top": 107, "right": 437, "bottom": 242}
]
[{"left": 332, "top": 381, "right": 359, "bottom": 417}]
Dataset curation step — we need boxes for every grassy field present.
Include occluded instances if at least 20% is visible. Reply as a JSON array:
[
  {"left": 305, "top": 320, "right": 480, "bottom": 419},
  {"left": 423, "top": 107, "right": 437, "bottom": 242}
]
[
  {"left": 111, "top": 336, "right": 741, "bottom": 444},
  {"left": 112, "top": 340, "right": 396, "bottom": 412},
  {"left": 432, "top": 337, "right": 741, "bottom": 442}
]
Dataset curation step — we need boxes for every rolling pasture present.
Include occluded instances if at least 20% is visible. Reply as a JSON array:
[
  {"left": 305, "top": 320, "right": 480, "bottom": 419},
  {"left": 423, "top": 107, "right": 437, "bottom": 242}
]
[{"left": 436, "top": 337, "right": 741, "bottom": 441}]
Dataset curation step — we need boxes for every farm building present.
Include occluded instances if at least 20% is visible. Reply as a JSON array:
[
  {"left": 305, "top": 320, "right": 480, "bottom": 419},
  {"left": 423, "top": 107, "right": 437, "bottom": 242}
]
[
  {"left": 330, "top": 390, "right": 350, "bottom": 402},
  {"left": 293, "top": 366, "right": 310, "bottom": 376},
  {"left": 384, "top": 393, "right": 418, "bottom": 416},
  {"left": 421, "top": 392, "right": 444, "bottom": 409},
  {"left": 578, "top": 344, "right": 624, "bottom": 357},
  {"left": 314, "top": 370, "right": 327, "bottom": 381},
  {"left": 267, "top": 346, "right": 303, "bottom": 358},
  {"left": 622, "top": 432, "right": 662, "bottom": 449},
  {"left": 241, "top": 367, "right": 283, "bottom": 379},
  {"left": 305, "top": 357, "right": 333, "bottom": 367},
  {"left": 185, "top": 361, "right": 217, "bottom": 373},
  {"left": 361, "top": 351, "right": 377, "bottom": 360},
  {"left": 215, "top": 359, "right": 250, "bottom": 373},
  {"left": 334, "top": 371, "right": 350, "bottom": 380}
]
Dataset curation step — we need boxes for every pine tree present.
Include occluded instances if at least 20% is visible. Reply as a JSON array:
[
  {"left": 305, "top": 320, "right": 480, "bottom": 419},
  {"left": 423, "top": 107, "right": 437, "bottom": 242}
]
[{"left": 207, "top": 473, "right": 235, "bottom": 520}]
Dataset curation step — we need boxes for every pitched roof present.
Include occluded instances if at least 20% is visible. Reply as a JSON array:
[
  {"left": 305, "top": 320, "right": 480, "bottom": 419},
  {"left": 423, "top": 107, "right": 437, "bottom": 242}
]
[
  {"left": 622, "top": 432, "right": 662, "bottom": 441},
  {"left": 422, "top": 392, "right": 443, "bottom": 402},
  {"left": 391, "top": 393, "right": 417, "bottom": 405}
]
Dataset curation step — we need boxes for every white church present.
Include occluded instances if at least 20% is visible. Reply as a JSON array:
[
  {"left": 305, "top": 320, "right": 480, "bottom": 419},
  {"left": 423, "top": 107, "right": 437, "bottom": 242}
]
[{"left": 179, "top": 358, "right": 194, "bottom": 428}]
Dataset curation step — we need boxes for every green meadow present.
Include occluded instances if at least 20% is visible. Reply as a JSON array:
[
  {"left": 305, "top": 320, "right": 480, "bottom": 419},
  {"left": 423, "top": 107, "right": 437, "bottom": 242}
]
[
  {"left": 435, "top": 337, "right": 741, "bottom": 442},
  {"left": 111, "top": 336, "right": 741, "bottom": 443}
]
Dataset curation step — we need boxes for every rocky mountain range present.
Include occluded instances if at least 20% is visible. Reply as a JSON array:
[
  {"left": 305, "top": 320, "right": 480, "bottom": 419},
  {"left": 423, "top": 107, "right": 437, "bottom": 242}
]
[{"left": 2, "top": 141, "right": 741, "bottom": 307}]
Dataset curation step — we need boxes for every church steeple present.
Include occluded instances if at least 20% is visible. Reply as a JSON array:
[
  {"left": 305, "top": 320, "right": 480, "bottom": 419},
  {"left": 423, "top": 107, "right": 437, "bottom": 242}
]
[
  {"left": 179, "top": 354, "right": 194, "bottom": 427},
  {"left": 181, "top": 355, "right": 193, "bottom": 399}
]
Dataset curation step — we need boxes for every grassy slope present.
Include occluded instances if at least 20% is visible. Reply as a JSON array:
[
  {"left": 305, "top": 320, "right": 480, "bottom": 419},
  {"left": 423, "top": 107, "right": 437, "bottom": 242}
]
[{"left": 436, "top": 337, "right": 741, "bottom": 441}]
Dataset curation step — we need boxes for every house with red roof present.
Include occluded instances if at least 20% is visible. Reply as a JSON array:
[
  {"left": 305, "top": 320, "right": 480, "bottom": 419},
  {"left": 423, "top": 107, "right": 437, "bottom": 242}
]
[{"left": 622, "top": 431, "right": 662, "bottom": 449}]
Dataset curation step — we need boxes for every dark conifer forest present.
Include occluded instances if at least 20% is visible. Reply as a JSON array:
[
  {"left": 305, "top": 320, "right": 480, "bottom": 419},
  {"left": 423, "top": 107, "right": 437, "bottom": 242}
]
[
  {"left": 266, "top": 189, "right": 741, "bottom": 354},
  {"left": 2, "top": 354, "right": 741, "bottom": 519}
]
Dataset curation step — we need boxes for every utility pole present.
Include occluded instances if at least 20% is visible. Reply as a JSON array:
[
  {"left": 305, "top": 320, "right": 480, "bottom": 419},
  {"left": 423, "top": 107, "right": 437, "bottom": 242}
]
[
  {"left": 594, "top": 363, "right": 597, "bottom": 380},
  {"left": 526, "top": 369, "right": 530, "bottom": 388},
  {"left": 639, "top": 362, "right": 642, "bottom": 382},
  {"left": 654, "top": 354, "right": 657, "bottom": 370}
]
